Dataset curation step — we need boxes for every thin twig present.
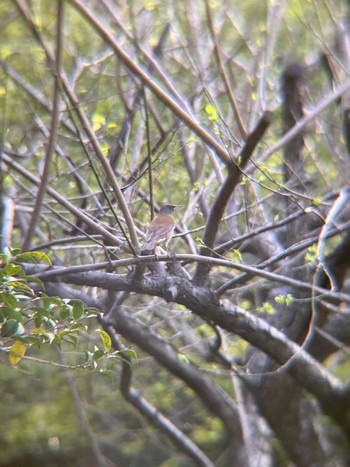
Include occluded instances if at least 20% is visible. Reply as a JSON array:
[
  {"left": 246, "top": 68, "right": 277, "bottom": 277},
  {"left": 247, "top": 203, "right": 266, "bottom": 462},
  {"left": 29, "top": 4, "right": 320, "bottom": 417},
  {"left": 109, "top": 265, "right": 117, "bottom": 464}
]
[{"left": 22, "top": 0, "right": 64, "bottom": 251}]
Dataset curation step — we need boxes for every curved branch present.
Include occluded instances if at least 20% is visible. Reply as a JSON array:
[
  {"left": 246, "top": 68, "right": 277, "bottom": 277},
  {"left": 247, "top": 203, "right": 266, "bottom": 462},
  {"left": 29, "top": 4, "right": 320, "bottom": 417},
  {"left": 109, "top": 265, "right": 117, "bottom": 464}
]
[
  {"left": 106, "top": 326, "right": 215, "bottom": 467},
  {"left": 29, "top": 268, "right": 346, "bottom": 411},
  {"left": 102, "top": 308, "right": 244, "bottom": 445},
  {"left": 27, "top": 254, "right": 350, "bottom": 305}
]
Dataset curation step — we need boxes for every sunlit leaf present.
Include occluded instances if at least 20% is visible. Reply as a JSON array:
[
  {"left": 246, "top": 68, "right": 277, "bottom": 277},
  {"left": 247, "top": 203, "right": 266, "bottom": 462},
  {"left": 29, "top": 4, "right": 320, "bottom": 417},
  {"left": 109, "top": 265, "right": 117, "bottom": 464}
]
[
  {"left": 96, "top": 330, "right": 111, "bottom": 352},
  {"left": 16, "top": 251, "right": 52, "bottom": 265},
  {"left": 9, "top": 341, "right": 26, "bottom": 365}
]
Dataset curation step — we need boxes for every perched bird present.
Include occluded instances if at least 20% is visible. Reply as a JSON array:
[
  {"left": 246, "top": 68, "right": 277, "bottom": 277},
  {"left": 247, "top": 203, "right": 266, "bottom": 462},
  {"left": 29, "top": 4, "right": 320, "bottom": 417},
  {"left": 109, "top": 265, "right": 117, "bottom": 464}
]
[{"left": 141, "top": 204, "right": 179, "bottom": 254}]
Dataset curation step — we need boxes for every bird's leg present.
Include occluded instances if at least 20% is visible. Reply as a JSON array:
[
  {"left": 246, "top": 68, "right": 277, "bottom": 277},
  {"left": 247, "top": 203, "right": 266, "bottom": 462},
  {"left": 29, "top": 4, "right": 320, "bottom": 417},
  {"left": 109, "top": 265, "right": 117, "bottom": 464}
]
[{"left": 154, "top": 246, "right": 160, "bottom": 260}]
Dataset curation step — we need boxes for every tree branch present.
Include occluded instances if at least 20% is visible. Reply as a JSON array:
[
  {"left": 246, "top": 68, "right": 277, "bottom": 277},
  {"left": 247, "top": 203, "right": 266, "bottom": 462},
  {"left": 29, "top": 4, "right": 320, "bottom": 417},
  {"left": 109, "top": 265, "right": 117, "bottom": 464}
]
[{"left": 193, "top": 110, "right": 272, "bottom": 284}]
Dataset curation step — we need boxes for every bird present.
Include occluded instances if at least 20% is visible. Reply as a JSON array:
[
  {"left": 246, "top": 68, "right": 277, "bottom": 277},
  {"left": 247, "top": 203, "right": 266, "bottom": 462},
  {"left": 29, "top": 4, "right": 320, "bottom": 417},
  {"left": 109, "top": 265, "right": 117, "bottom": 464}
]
[{"left": 141, "top": 204, "right": 180, "bottom": 255}]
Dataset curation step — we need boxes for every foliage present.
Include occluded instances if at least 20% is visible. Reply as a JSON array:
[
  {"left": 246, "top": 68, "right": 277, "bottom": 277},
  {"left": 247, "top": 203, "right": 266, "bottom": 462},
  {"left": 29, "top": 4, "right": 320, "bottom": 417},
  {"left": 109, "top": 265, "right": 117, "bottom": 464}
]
[{"left": 0, "top": 248, "right": 126, "bottom": 372}]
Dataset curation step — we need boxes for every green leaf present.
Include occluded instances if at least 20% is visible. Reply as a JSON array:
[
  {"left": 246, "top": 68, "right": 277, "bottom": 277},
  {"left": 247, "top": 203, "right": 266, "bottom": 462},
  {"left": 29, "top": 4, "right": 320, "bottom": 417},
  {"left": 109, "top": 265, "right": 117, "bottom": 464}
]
[
  {"left": 42, "top": 296, "right": 64, "bottom": 308},
  {"left": 119, "top": 349, "right": 137, "bottom": 360},
  {"left": 274, "top": 295, "right": 285, "bottom": 305},
  {"left": 93, "top": 349, "right": 105, "bottom": 361},
  {"left": 16, "top": 251, "right": 52, "bottom": 265},
  {"left": 0, "top": 292, "right": 18, "bottom": 308},
  {"left": 285, "top": 294, "right": 294, "bottom": 306},
  {"left": 61, "top": 334, "right": 78, "bottom": 348},
  {"left": 178, "top": 353, "right": 189, "bottom": 364},
  {"left": 8, "top": 247, "right": 22, "bottom": 257},
  {"left": 5, "top": 263, "right": 22, "bottom": 275},
  {"left": 24, "top": 335, "right": 43, "bottom": 348},
  {"left": 21, "top": 275, "right": 44, "bottom": 288},
  {"left": 71, "top": 299, "right": 84, "bottom": 320},
  {"left": 9, "top": 341, "right": 26, "bottom": 365},
  {"left": 258, "top": 302, "right": 276, "bottom": 315},
  {"left": 98, "top": 369, "right": 115, "bottom": 380},
  {"left": 97, "top": 330, "right": 112, "bottom": 352},
  {"left": 60, "top": 306, "right": 70, "bottom": 320},
  {"left": 204, "top": 103, "right": 219, "bottom": 122},
  {"left": 5, "top": 281, "right": 33, "bottom": 292},
  {"left": 1, "top": 319, "right": 25, "bottom": 337},
  {"left": 69, "top": 323, "right": 86, "bottom": 331}
]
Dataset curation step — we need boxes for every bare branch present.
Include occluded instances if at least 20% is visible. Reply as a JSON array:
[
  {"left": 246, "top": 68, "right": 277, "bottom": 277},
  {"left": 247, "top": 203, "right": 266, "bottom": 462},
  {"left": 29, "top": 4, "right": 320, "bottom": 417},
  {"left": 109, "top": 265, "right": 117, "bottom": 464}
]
[
  {"left": 22, "top": 0, "right": 64, "bottom": 251},
  {"left": 194, "top": 111, "right": 272, "bottom": 285}
]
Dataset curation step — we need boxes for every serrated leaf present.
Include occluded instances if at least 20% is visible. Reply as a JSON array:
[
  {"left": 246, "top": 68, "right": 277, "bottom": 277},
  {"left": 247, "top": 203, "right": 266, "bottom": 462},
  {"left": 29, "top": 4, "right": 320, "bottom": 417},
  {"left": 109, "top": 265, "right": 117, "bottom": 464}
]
[
  {"left": 96, "top": 329, "right": 111, "bottom": 352},
  {"left": 9, "top": 341, "right": 26, "bottom": 365}
]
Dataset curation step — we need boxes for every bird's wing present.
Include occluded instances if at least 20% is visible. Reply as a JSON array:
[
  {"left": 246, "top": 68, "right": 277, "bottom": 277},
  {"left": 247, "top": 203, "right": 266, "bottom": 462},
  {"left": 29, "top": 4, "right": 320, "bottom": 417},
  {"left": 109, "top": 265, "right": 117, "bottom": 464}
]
[{"left": 145, "top": 215, "right": 174, "bottom": 242}]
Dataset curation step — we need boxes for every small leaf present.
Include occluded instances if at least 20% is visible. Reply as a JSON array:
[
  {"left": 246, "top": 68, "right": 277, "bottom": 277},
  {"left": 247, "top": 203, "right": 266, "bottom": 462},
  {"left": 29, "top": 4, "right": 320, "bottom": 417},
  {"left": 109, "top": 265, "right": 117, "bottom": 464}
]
[
  {"left": 119, "top": 349, "right": 137, "bottom": 360},
  {"left": 93, "top": 349, "right": 105, "bottom": 361},
  {"left": 178, "top": 353, "right": 189, "bottom": 364},
  {"left": 1, "top": 319, "right": 25, "bottom": 337},
  {"left": 97, "top": 330, "right": 112, "bottom": 352},
  {"left": 274, "top": 295, "right": 285, "bottom": 305},
  {"left": 98, "top": 369, "right": 115, "bottom": 380},
  {"left": 71, "top": 300, "right": 84, "bottom": 320},
  {"left": 285, "top": 294, "right": 294, "bottom": 306},
  {"left": 9, "top": 341, "right": 26, "bottom": 365},
  {"left": 9, "top": 247, "right": 22, "bottom": 257}
]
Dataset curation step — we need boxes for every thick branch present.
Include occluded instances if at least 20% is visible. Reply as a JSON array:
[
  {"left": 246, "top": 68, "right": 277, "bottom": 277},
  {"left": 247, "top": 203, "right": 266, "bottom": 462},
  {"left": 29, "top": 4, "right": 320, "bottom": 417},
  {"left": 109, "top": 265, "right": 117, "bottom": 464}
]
[
  {"left": 30, "top": 268, "right": 346, "bottom": 412},
  {"left": 193, "top": 111, "right": 272, "bottom": 285}
]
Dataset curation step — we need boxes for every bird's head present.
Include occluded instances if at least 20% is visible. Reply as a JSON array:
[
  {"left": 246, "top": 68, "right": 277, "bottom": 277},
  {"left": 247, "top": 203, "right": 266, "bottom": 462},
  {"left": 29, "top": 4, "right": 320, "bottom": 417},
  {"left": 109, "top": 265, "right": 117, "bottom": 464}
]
[{"left": 159, "top": 204, "right": 181, "bottom": 215}]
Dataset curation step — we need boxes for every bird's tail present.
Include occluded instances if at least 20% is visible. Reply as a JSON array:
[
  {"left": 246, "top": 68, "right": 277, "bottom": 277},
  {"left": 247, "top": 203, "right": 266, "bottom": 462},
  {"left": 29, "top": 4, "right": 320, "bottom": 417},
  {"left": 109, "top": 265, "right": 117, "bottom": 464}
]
[{"left": 140, "top": 241, "right": 155, "bottom": 255}]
